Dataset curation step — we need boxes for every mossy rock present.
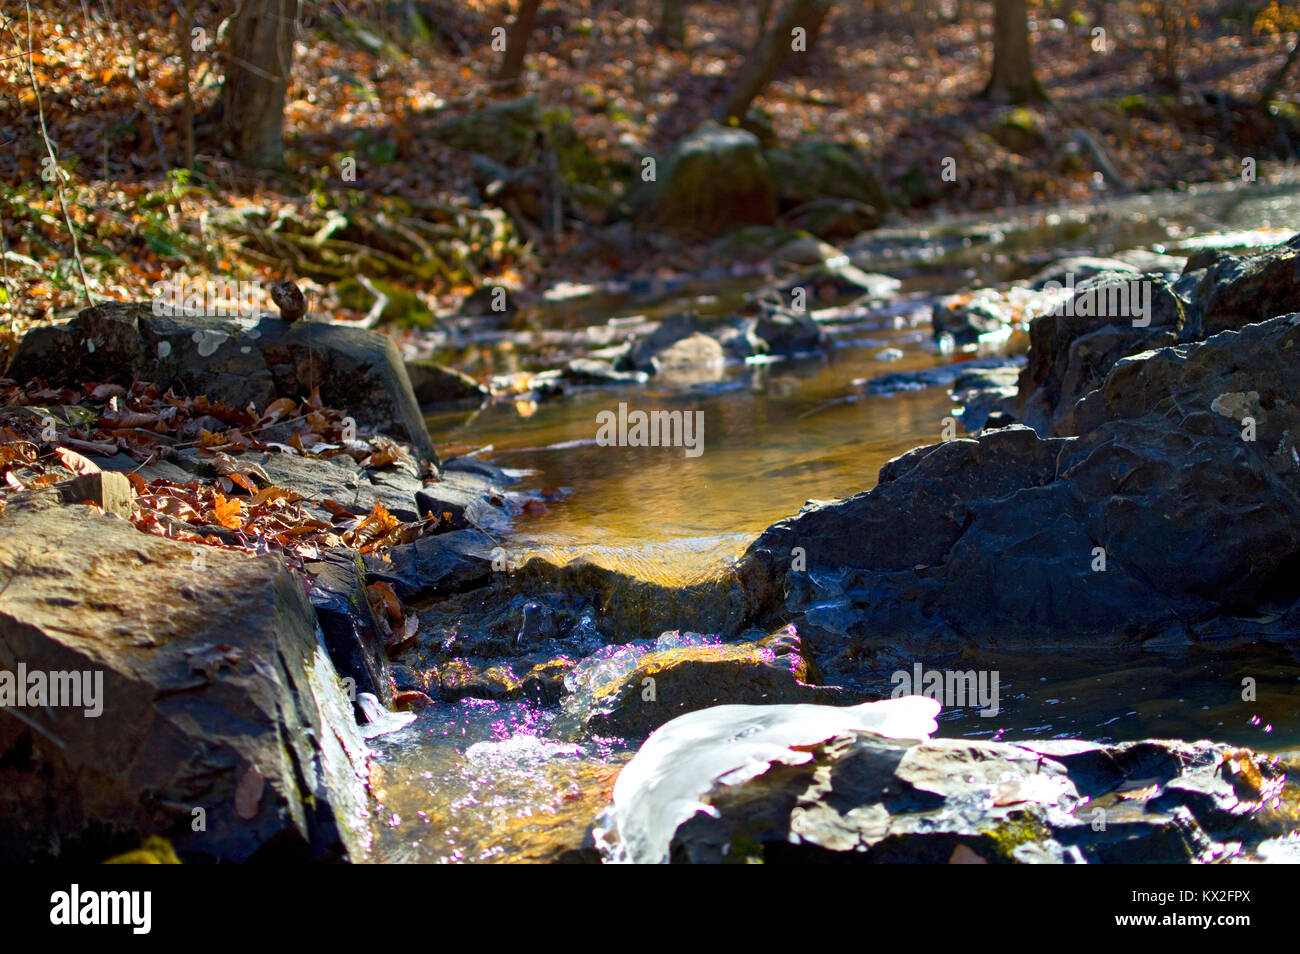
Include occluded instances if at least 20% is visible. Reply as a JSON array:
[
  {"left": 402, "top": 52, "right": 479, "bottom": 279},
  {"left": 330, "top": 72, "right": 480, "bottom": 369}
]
[
  {"left": 630, "top": 122, "right": 779, "bottom": 239},
  {"left": 763, "top": 141, "right": 889, "bottom": 212}
]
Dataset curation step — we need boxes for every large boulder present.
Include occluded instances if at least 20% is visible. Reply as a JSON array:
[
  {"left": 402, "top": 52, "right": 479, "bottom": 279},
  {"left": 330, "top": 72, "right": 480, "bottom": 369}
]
[
  {"left": 0, "top": 493, "right": 371, "bottom": 862},
  {"left": 632, "top": 123, "right": 778, "bottom": 239},
  {"left": 6, "top": 301, "right": 437, "bottom": 463},
  {"left": 763, "top": 141, "right": 888, "bottom": 220},
  {"left": 736, "top": 313, "right": 1300, "bottom": 678}
]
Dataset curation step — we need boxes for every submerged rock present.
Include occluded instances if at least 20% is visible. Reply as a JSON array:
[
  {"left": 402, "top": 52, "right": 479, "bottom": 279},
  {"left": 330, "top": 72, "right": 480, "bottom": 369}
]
[{"left": 595, "top": 700, "right": 1288, "bottom": 863}]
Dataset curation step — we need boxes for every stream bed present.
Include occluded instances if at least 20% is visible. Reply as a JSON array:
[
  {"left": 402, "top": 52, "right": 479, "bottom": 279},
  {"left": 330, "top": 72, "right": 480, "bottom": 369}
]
[{"left": 366, "top": 178, "right": 1300, "bottom": 863}]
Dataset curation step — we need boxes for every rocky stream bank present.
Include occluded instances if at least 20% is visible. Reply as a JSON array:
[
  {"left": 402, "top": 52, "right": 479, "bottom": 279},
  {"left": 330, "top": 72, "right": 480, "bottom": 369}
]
[{"left": 4, "top": 228, "right": 1300, "bottom": 863}]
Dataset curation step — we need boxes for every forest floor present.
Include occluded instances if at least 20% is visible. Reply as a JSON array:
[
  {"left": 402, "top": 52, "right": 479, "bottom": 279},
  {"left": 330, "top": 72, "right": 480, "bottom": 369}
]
[{"left": 0, "top": 0, "right": 1296, "bottom": 357}]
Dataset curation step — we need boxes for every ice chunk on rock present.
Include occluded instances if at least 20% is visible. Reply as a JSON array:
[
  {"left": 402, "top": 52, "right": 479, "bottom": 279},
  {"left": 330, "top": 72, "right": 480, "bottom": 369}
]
[{"left": 592, "top": 695, "right": 941, "bottom": 864}]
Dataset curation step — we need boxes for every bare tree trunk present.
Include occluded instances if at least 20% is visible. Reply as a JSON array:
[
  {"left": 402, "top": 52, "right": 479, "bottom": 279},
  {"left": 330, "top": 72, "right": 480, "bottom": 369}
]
[
  {"left": 654, "top": 0, "right": 686, "bottom": 49},
  {"left": 219, "top": 0, "right": 300, "bottom": 168},
  {"left": 495, "top": 0, "right": 542, "bottom": 95},
  {"left": 783, "top": 0, "right": 831, "bottom": 74},
  {"left": 1260, "top": 31, "right": 1300, "bottom": 106},
  {"left": 721, "top": 0, "right": 834, "bottom": 122},
  {"left": 981, "top": 0, "right": 1047, "bottom": 104}
]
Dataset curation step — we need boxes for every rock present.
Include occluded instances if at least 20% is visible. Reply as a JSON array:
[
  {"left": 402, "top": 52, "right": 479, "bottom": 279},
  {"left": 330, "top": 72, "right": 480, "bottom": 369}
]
[
  {"left": 932, "top": 294, "right": 1012, "bottom": 346},
  {"left": 362, "top": 528, "right": 494, "bottom": 602},
  {"left": 305, "top": 548, "right": 393, "bottom": 707},
  {"left": 1013, "top": 274, "right": 1184, "bottom": 436},
  {"left": 0, "top": 494, "right": 371, "bottom": 862},
  {"left": 751, "top": 308, "right": 827, "bottom": 356},
  {"left": 858, "top": 355, "right": 1024, "bottom": 397},
  {"left": 596, "top": 700, "right": 1287, "bottom": 864},
  {"left": 782, "top": 198, "right": 881, "bottom": 241},
  {"left": 6, "top": 301, "right": 437, "bottom": 463},
  {"left": 631, "top": 122, "right": 778, "bottom": 239},
  {"left": 774, "top": 260, "right": 895, "bottom": 305},
  {"left": 414, "top": 468, "right": 516, "bottom": 532},
  {"left": 1027, "top": 256, "right": 1139, "bottom": 290},
  {"left": 763, "top": 141, "right": 889, "bottom": 217},
  {"left": 950, "top": 363, "right": 1022, "bottom": 431},
  {"left": 576, "top": 633, "right": 845, "bottom": 738},
  {"left": 615, "top": 313, "right": 726, "bottom": 377},
  {"left": 771, "top": 237, "right": 846, "bottom": 267},
  {"left": 562, "top": 358, "right": 649, "bottom": 387},
  {"left": 403, "top": 358, "right": 486, "bottom": 402},
  {"left": 1176, "top": 232, "right": 1300, "bottom": 340},
  {"left": 737, "top": 313, "right": 1300, "bottom": 673},
  {"left": 592, "top": 696, "right": 941, "bottom": 863}
]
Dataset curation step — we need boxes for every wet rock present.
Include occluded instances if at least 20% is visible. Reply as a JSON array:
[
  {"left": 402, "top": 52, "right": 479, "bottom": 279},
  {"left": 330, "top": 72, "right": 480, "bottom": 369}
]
[
  {"left": 577, "top": 632, "right": 845, "bottom": 738},
  {"left": 362, "top": 528, "right": 494, "bottom": 602},
  {"left": 859, "top": 355, "right": 1024, "bottom": 397},
  {"left": 751, "top": 308, "right": 828, "bottom": 356},
  {"left": 1014, "top": 274, "right": 1184, "bottom": 436},
  {"left": 1177, "top": 232, "right": 1300, "bottom": 340},
  {"left": 6, "top": 301, "right": 437, "bottom": 463},
  {"left": 615, "top": 313, "right": 725, "bottom": 377},
  {"left": 932, "top": 293, "right": 1012, "bottom": 346},
  {"left": 630, "top": 122, "right": 778, "bottom": 239},
  {"left": 595, "top": 699, "right": 1287, "bottom": 864},
  {"left": 1027, "top": 256, "right": 1139, "bottom": 289},
  {"left": 0, "top": 494, "right": 371, "bottom": 862},
  {"left": 950, "top": 363, "right": 1022, "bottom": 431},
  {"left": 305, "top": 548, "right": 393, "bottom": 707},
  {"left": 562, "top": 358, "right": 649, "bottom": 387},
  {"left": 405, "top": 359, "right": 487, "bottom": 407},
  {"left": 738, "top": 313, "right": 1300, "bottom": 670}
]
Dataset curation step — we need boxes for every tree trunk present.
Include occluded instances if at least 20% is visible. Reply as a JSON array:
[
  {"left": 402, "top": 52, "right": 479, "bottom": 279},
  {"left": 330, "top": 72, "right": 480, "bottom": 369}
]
[
  {"left": 654, "top": 0, "right": 686, "bottom": 49},
  {"left": 981, "top": 0, "right": 1047, "bottom": 104},
  {"left": 721, "top": 0, "right": 833, "bottom": 123},
  {"left": 1260, "top": 31, "right": 1300, "bottom": 107},
  {"left": 219, "top": 0, "right": 300, "bottom": 168},
  {"left": 495, "top": 0, "right": 542, "bottom": 95},
  {"left": 783, "top": 0, "right": 831, "bottom": 74}
]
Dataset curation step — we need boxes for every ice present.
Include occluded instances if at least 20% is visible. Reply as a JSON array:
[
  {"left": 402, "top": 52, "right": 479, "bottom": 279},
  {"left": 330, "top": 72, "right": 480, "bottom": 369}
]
[{"left": 592, "top": 696, "right": 942, "bottom": 864}]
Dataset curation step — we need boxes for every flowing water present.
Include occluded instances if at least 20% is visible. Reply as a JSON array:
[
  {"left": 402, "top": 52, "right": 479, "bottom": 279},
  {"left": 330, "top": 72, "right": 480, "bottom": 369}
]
[{"left": 366, "top": 177, "right": 1300, "bottom": 863}]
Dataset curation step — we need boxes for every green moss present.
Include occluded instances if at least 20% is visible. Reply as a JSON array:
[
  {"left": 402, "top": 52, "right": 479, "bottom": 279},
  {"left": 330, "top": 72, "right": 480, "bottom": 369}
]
[{"left": 982, "top": 812, "right": 1050, "bottom": 859}]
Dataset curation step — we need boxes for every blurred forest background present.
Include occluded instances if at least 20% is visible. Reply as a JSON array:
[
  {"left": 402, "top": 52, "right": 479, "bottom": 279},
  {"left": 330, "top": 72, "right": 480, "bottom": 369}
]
[{"left": 2, "top": 0, "right": 1299, "bottom": 352}]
